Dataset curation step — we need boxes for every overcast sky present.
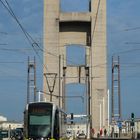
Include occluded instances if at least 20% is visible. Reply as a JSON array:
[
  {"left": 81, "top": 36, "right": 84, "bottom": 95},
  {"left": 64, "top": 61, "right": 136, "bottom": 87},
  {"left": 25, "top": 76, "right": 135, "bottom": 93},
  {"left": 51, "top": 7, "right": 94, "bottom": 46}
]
[{"left": 0, "top": 0, "right": 140, "bottom": 121}]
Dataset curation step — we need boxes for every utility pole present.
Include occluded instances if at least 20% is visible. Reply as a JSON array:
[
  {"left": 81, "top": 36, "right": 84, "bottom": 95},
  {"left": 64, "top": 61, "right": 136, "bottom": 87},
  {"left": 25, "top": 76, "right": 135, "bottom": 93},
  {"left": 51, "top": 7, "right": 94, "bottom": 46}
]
[
  {"left": 27, "top": 57, "right": 36, "bottom": 104},
  {"left": 111, "top": 56, "right": 122, "bottom": 123},
  {"left": 62, "top": 67, "right": 66, "bottom": 111},
  {"left": 85, "top": 66, "right": 90, "bottom": 138}
]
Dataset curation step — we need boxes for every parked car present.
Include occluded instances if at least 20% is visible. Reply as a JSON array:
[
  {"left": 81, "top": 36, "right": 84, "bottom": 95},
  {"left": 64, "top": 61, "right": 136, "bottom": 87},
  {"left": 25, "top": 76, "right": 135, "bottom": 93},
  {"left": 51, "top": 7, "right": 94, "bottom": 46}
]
[
  {"left": 77, "top": 133, "right": 86, "bottom": 139},
  {"left": 66, "top": 130, "right": 72, "bottom": 138}
]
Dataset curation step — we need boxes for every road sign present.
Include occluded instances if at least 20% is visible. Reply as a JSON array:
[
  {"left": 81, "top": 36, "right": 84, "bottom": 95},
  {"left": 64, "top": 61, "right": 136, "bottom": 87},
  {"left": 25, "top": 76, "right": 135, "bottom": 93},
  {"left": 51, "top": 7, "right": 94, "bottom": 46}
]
[{"left": 118, "top": 122, "right": 122, "bottom": 129}]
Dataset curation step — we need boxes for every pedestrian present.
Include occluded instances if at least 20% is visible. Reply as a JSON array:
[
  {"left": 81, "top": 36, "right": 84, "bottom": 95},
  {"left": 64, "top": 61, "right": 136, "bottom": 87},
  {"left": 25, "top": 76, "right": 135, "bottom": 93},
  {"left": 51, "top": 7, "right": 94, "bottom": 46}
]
[
  {"left": 97, "top": 133, "right": 100, "bottom": 138},
  {"left": 100, "top": 129, "right": 103, "bottom": 136},
  {"left": 91, "top": 128, "right": 95, "bottom": 137},
  {"left": 104, "top": 128, "right": 107, "bottom": 137}
]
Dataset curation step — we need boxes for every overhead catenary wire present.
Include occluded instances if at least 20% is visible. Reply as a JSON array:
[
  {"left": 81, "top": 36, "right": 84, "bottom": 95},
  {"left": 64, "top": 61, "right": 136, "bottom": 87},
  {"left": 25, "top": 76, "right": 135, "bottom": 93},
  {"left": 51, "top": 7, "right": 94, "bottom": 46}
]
[
  {"left": 125, "top": 42, "right": 140, "bottom": 45},
  {"left": 124, "top": 27, "right": 140, "bottom": 31},
  {"left": 2, "top": 0, "right": 104, "bottom": 70},
  {"left": 0, "top": 61, "right": 24, "bottom": 63},
  {"left": 1, "top": 0, "right": 139, "bottom": 72},
  {"left": 4, "top": 0, "right": 42, "bottom": 52},
  {"left": 0, "top": 43, "right": 7, "bottom": 45},
  {"left": 0, "top": 0, "right": 107, "bottom": 79},
  {"left": 0, "top": 0, "right": 80, "bottom": 71},
  {"left": 0, "top": 0, "right": 32, "bottom": 45},
  {"left": 113, "top": 48, "right": 140, "bottom": 55},
  {"left": 0, "top": 0, "right": 49, "bottom": 71},
  {"left": 0, "top": 48, "right": 33, "bottom": 52},
  {"left": 46, "top": 51, "right": 81, "bottom": 66},
  {"left": 38, "top": 90, "right": 84, "bottom": 101},
  {"left": 3, "top": 0, "right": 86, "bottom": 70},
  {"left": 0, "top": 31, "right": 7, "bottom": 35},
  {"left": 3, "top": 0, "right": 134, "bottom": 81}
]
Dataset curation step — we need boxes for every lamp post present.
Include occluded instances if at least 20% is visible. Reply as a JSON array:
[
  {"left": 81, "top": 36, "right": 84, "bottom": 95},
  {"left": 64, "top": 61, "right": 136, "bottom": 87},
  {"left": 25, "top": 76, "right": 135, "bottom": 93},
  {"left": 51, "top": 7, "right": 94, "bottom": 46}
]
[
  {"left": 100, "top": 103, "right": 102, "bottom": 130},
  {"left": 98, "top": 97, "right": 105, "bottom": 132},
  {"left": 85, "top": 66, "right": 90, "bottom": 139},
  {"left": 107, "top": 89, "right": 110, "bottom": 136}
]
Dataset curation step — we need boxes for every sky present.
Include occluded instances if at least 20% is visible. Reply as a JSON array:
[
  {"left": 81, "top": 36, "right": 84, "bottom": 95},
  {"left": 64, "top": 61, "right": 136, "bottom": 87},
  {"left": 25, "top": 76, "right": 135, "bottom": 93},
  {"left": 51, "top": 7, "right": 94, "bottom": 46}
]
[{"left": 0, "top": 0, "right": 140, "bottom": 122}]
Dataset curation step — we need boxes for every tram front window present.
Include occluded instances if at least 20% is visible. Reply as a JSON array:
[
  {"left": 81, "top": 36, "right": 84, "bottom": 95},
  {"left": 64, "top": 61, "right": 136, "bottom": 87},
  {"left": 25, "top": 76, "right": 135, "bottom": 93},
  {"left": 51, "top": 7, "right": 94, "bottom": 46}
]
[{"left": 29, "top": 115, "right": 51, "bottom": 138}]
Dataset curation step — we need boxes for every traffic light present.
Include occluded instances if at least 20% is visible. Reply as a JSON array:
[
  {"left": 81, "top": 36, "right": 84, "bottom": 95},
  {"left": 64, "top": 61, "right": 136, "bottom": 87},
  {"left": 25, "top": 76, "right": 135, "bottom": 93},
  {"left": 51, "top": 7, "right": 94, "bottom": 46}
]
[
  {"left": 71, "top": 113, "right": 73, "bottom": 120},
  {"left": 70, "top": 113, "right": 74, "bottom": 124},
  {"left": 131, "top": 113, "right": 134, "bottom": 121},
  {"left": 131, "top": 113, "right": 135, "bottom": 126}
]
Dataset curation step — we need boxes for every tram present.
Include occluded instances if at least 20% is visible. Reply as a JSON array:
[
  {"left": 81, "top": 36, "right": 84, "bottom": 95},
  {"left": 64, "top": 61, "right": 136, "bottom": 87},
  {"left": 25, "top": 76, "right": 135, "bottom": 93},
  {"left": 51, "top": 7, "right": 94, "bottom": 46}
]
[{"left": 24, "top": 102, "right": 67, "bottom": 140}]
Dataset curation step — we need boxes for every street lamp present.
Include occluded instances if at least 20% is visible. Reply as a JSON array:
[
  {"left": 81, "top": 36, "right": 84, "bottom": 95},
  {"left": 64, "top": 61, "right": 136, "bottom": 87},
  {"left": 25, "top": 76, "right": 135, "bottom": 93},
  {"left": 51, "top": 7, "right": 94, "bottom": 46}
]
[
  {"left": 107, "top": 89, "right": 110, "bottom": 136},
  {"left": 98, "top": 97, "right": 105, "bottom": 129}
]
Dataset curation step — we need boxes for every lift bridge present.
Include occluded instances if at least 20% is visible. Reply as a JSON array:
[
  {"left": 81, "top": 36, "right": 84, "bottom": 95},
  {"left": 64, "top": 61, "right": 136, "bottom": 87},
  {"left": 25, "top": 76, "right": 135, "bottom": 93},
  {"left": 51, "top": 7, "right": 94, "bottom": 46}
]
[
  {"left": 43, "top": 0, "right": 107, "bottom": 138},
  {"left": 28, "top": 0, "right": 108, "bottom": 138}
]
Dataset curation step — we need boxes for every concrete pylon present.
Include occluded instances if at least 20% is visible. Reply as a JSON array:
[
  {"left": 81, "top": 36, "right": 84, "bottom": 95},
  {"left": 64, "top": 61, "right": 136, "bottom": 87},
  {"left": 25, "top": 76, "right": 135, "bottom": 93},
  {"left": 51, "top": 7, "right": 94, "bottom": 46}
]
[{"left": 43, "top": 0, "right": 107, "bottom": 137}]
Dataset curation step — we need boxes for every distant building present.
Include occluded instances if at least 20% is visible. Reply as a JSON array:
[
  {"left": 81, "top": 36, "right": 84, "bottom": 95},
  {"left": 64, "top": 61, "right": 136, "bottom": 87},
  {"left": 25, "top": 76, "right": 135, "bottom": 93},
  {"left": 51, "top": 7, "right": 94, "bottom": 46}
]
[
  {"left": 0, "top": 115, "right": 23, "bottom": 130},
  {"left": 43, "top": 0, "right": 107, "bottom": 138},
  {"left": 0, "top": 115, "right": 7, "bottom": 122},
  {"left": 0, "top": 121, "right": 23, "bottom": 130}
]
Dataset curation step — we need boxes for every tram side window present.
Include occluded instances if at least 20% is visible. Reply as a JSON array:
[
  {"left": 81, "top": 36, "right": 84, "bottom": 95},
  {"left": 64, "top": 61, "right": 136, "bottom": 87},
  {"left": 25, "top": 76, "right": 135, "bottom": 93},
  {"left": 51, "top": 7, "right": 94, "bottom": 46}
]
[{"left": 54, "top": 110, "right": 59, "bottom": 138}]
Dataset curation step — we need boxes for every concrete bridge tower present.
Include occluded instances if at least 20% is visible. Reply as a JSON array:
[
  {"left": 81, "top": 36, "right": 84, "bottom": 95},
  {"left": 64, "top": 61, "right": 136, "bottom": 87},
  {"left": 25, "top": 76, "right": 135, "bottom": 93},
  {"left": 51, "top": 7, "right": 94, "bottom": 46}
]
[{"left": 43, "top": 0, "right": 107, "bottom": 136}]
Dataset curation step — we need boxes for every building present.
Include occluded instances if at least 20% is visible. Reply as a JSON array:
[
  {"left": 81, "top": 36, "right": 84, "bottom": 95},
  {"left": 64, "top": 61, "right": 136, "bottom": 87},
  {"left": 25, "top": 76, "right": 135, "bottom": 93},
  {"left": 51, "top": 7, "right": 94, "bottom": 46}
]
[
  {"left": 0, "top": 115, "right": 7, "bottom": 122},
  {"left": 0, "top": 115, "right": 23, "bottom": 130},
  {"left": 43, "top": 0, "right": 107, "bottom": 137},
  {"left": 0, "top": 121, "right": 23, "bottom": 130}
]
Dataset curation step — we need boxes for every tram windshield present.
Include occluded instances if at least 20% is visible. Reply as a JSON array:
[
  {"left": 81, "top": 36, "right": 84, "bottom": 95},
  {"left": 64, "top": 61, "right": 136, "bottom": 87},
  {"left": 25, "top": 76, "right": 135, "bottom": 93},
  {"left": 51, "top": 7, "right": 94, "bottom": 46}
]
[
  {"left": 28, "top": 103, "right": 52, "bottom": 138},
  {"left": 29, "top": 114, "right": 52, "bottom": 138}
]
